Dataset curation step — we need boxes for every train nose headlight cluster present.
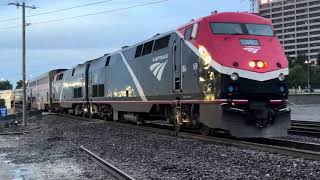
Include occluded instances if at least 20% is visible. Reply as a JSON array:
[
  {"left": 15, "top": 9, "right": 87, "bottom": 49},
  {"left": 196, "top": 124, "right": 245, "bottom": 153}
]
[
  {"left": 278, "top": 73, "right": 285, "bottom": 81},
  {"left": 249, "top": 60, "right": 267, "bottom": 69},
  {"left": 230, "top": 73, "right": 239, "bottom": 81}
]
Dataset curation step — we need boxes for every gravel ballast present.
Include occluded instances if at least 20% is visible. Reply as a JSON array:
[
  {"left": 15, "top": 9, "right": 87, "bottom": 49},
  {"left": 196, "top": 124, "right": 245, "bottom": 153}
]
[
  {"left": 0, "top": 114, "right": 320, "bottom": 179},
  {"left": 279, "top": 134, "right": 320, "bottom": 145}
]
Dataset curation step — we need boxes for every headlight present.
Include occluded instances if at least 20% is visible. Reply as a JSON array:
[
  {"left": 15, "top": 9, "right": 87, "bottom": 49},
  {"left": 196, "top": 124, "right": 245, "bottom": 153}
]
[
  {"left": 227, "top": 85, "right": 234, "bottom": 93},
  {"left": 278, "top": 73, "right": 285, "bottom": 81},
  {"left": 230, "top": 73, "right": 239, "bottom": 81}
]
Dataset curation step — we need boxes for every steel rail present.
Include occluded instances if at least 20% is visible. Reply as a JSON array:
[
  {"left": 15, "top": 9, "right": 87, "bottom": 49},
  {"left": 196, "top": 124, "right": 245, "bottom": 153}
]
[
  {"left": 54, "top": 114, "right": 320, "bottom": 161},
  {"left": 290, "top": 120, "right": 320, "bottom": 137},
  {"left": 80, "top": 146, "right": 136, "bottom": 180},
  {"left": 177, "top": 134, "right": 320, "bottom": 161}
]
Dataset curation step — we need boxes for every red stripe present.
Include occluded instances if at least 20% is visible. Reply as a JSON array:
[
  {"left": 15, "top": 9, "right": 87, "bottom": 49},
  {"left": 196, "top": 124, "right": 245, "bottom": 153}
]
[
  {"left": 53, "top": 99, "right": 251, "bottom": 105},
  {"left": 270, "top": 99, "right": 287, "bottom": 105},
  {"left": 54, "top": 99, "right": 286, "bottom": 105}
]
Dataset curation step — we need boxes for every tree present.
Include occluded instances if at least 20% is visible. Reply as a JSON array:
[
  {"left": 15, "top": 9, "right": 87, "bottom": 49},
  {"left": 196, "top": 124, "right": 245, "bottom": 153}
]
[
  {"left": 288, "top": 65, "right": 306, "bottom": 88},
  {"left": 295, "top": 53, "right": 308, "bottom": 67},
  {"left": 16, "top": 80, "right": 23, "bottom": 89},
  {"left": 0, "top": 80, "right": 12, "bottom": 90},
  {"left": 286, "top": 56, "right": 296, "bottom": 68},
  {"left": 317, "top": 52, "right": 320, "bottom": 66}
]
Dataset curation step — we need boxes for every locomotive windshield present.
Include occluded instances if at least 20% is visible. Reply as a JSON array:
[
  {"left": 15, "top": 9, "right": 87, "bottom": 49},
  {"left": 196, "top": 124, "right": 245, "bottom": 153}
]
[{"left": 211, "top": 23, "right": 274, "bottom": 36}]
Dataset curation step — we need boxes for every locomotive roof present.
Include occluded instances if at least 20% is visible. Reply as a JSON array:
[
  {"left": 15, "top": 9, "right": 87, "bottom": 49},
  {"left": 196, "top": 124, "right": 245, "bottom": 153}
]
[
  {"left": 177, "top": 12, "right": 271, "bottom": 30},
  {"left": 204, "top": 12, "right": 271, "bottom": 24},
  {"left": 29, "top": 69, "right": 67, "bottom": 82},
  {"left": 64, "top": 12, "right": 272, "bottom": 71}
]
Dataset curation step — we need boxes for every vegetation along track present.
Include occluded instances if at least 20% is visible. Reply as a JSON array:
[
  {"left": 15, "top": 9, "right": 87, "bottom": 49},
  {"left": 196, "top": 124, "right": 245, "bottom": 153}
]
[
  {"left": 289, "top": 120, "right": 320, "bottom": 137},
  {"left": 52, "top": 113, "right": 320, "bottom": 161},
  {"left": 80, "top": 146, "right": 136, "bottom": 180}
]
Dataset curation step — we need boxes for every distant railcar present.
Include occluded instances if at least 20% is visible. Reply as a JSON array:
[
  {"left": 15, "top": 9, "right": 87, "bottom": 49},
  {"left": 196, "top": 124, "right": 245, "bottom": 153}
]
[
  {"left": 49, "top": 12, "right": 290, "bottom": 137},
  {"left": 28, "top": 69, "right": 66, "bottom": 111},
  {"left": 14, "top": 89, "right": 23, "bottom": 104}
]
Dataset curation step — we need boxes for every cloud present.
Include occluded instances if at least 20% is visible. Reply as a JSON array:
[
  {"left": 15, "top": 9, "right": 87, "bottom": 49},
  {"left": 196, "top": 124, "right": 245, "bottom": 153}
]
[{"left": 0, "top": 0, "right": 249, "bottom": 83}]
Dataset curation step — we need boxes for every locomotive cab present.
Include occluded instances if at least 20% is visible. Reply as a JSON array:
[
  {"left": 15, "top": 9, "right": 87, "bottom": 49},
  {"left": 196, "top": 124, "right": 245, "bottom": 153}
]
[{"left": 178, "top": 12, "right": 290, "bottom": 137}]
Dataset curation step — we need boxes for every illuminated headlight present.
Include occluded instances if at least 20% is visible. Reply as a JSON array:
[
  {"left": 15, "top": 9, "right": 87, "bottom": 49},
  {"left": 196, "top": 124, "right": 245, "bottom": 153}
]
[
  {"left": 83, "top": 108, "right": 88, "bottom": 112},
  {"left": 278, "top": 73, "right": 285, "bottom": 81},
  {"left": 199, "top": 77, "right": 205, "bottom": 82},
  {"left": 230, "top": 73, "right": 239, "bottom": 81}
]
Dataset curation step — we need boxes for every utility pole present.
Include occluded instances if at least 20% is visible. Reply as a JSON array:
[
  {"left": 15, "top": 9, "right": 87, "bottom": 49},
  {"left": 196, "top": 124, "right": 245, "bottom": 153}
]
[
  {"left": 8, "top": 2, "right": 36, "bottom": 126},
  {"left": 304, "top": 60, "right": 311, "bottom": 92}
]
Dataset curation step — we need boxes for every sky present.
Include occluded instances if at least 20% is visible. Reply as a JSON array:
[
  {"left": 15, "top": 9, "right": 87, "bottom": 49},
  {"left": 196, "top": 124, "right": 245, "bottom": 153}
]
[{"left": 0, "top": 0, "right": 250, "bottom": 86}]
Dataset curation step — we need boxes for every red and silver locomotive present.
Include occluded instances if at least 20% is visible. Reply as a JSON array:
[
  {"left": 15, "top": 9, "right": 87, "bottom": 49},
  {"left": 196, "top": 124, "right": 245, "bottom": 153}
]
[{"left": 30, "top": 12, "right": 290, "bottom": 137}]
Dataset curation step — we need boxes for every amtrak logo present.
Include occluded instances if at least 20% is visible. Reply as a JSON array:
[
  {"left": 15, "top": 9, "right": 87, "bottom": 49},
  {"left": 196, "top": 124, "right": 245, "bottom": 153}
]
[
  {"left": 150, "top": 60, "right": 168, "bottom": 81},
  {"left": 243, "top": 46, "right": 261, "bottom": 54}
]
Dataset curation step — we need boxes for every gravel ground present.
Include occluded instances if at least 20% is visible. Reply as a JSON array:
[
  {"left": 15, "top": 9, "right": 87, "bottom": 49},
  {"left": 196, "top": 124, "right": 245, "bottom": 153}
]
[
  {"left": 1, "top": 115, "right": 320, "bottom": 180},
  {"left": 278, "top": 134, "right": 320, "bottom": 145},
  {"left": 0, "top": 116, "right": 115, "bottom": 180}
]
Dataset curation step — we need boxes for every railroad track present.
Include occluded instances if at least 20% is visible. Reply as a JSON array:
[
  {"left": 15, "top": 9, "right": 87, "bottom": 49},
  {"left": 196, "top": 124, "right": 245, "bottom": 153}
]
[
  {"left": 80, "top": 146, "right": 135, "bottom": 180},
  {"left": 50, "top": 113, "right": 320, "bottom": 161},
  {"left": 289, "top": 120, "right": 320, "bottom": 137}
]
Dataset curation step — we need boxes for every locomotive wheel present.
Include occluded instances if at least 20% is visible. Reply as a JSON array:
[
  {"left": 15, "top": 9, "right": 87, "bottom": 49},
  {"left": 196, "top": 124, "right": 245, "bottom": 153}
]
[{"left": 200, "top": 125, "right": 210, "bottom": 136}]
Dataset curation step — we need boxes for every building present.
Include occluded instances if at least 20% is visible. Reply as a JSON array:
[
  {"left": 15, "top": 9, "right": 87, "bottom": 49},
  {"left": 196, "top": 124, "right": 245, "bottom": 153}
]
[
  {"left": 259, "top": 0, "right": 320, "bottom": 64},
  {"left": 0, "top": 90, "right": 14, "bottom": 110}
]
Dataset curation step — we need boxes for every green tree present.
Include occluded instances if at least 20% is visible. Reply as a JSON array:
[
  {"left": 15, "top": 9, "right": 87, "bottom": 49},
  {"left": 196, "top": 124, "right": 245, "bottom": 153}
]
[
  {"left": 288, "top": 65, "right": 306, "bottom": 88},
  {"left": 310, "top": 65, "right": 320, "bottom": 88},
  {"left": 286, "top": 56, "right": 296, "bottom": 68},
  {"left": 16, "top": 80, "right": 23, "bottom": 89},
  {"left": 295, "top": 53, "right": 308, "bottom": 67},
  {"left": 0, "top": 80, "right": 12, "bottom": 90}
]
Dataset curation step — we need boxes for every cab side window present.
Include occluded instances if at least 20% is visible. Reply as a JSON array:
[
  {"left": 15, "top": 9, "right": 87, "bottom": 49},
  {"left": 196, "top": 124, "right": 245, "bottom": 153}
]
[
  {"left": 185, "top": 23, "right": 198, "bottom": 40},
  {"left": 184, "top": 27, "right": 192, "bottom": 40}
]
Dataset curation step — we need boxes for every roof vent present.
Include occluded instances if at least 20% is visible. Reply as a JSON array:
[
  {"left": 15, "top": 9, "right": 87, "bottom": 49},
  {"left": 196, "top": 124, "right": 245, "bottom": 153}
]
[
  {"left": 122, "top": 46, "right": 129, "bottom": 49},
  {"left": 211, "top": 11, "right": 218, "bottom": 14},
  {"left": 153, "top": 33, "right": 160, "bottom": 37}
]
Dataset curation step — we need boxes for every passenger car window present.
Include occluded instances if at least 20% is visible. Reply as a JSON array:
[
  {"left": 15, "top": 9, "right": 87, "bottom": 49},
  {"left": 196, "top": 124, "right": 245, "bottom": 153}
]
[
  {"left": 109, "top": 54, "right": 121, "bottom": 66},
  {"left": 105, "top": 56, "right": 111, "bottom": 67}
]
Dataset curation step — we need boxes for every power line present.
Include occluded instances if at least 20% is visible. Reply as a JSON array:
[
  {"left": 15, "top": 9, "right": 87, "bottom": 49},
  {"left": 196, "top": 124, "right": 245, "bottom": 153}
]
[
  {"left": 0, "top": 0, "right": 113, "bottom": 23},
  {"left": 30, "top": 0, "right": 168, "bottom": 26},
  {"left": 0, "top": 0, "right": 168, "bottom": 30},
  {"left": 0, "top": 25, "right": 19, "bottom": 30}
]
